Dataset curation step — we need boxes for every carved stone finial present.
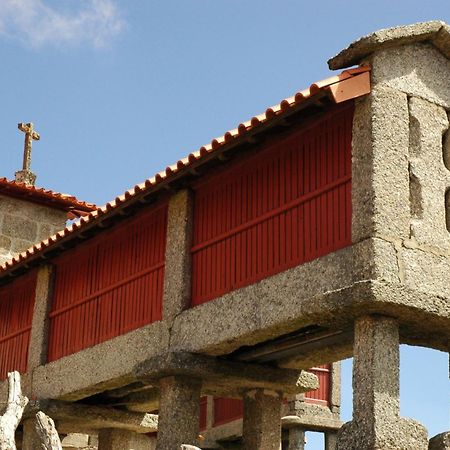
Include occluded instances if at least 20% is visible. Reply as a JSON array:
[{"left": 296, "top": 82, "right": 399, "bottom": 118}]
[{"left": 15, "top": 122, "right": 40, "bottom": 185}]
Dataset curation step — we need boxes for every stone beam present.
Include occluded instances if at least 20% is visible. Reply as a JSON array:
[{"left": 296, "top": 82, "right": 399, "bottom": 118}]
[
  {"left": 134, "top": 352, "right": 318, "bottom": 396},
  {"left": 27, "top": 400, "right": 158, "bottom": 434}
]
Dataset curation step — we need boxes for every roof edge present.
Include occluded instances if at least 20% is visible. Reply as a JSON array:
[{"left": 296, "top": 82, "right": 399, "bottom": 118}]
[{"left": 328, "top": 20, "right": 450, "bottom": 70}]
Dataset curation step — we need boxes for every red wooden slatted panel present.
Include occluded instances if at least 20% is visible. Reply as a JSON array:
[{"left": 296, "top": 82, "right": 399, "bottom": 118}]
[
  {"left": 48, "top": 202, "right": 168, "bottom": 362},
  {"left": 0, "top": 270, "right": 37, "bottom": 379},
  {"left": 305, "top": 364, "right": 331, "bottom": 406},
  {"left": 199, "top": 396, "right": 208, "bottom": 431},
  {"left": 191, "top": 104, "right": 353, "bottom": 305},
  {"left": 213, "top": 397, "right": 244, "bottom": 427}
]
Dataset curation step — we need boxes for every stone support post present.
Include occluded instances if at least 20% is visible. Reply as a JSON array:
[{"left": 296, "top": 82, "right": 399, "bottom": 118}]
[
  {"left": 162, "top": 189, "right": 193, "bottom": 322},
  {"left": 337, "top": 315, "right": 428, "bottom": 450},
  {"left": 287, "top": 427, "right": 305, "bottom": 450},
  {"left": 27, "top": 264, "right": 54, "bottom": 371},
  {"left": 325, "top": 431, "right": 338, "bottom": 450},
  {"left": 242, "top": 389, "right": 282, "bottom": 450},
  {"left": 156, "top": 375, "right": 201, "bottom": 450},
  {"left": 329, "top": 362, "right": 341, "bottom": 415},
  {"left": 22, "top": 418, "right": 42, "bottom": 450},
  {"left": 98, "top": 429, "right": 154, "bottom": 450}
]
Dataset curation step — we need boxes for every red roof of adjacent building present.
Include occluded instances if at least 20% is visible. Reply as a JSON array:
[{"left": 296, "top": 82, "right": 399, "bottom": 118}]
[
  {"left": 0, "top": 66, "right": 370, "bottom": 277},
  {"left": 0, "top": 178, "right": 97, "bottom": 219}
]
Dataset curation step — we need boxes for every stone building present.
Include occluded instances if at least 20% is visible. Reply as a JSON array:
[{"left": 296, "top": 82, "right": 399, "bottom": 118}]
[{"left": 0, "top": 20, "right": 448, "bottom": 450}]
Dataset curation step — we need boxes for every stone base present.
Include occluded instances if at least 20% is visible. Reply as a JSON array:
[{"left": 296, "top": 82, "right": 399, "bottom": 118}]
[
  {"left": 336, "top": 417, "right": 428, "bottom": 450},
  {"left": 429, "top": 432, "right": 450, "bottom": 450}
]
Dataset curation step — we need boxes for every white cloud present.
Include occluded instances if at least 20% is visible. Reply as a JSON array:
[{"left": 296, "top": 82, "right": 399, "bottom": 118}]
[{"left": 0, "top": 0, "right": 125, "bottom": 48}]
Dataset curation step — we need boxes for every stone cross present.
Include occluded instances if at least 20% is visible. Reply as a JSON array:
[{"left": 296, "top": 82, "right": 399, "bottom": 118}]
[
  {"left": 18, "top": 122, "right": 40, "bottom": 172},
  {"left": 15, "top": 122, "right": 40, "bottom": 185}
]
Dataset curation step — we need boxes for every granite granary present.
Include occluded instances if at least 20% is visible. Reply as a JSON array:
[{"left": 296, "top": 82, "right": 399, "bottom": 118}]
[{"left": 0, "top": 21, "right": 448, "bottom": 450}]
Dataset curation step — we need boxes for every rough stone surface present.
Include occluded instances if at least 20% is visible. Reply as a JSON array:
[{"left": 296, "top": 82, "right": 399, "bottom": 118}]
[
  {"left": 98, "top": 429, "right": 154, "bottom": 450},
  {"left": 336, "top": 316, "right": 428, "bottom": 450},
  {"left": 429, "top": 432, "right": 450, "bottom": 450},
  {"left": 287, "top": 427, "right": 305, "bottom": 450},
  {"left": 162, "top": 189, "right": 193, "bottom": 322},
  {"left": 370, "top": 44, "right": 450, "bottom": 108},
  {"left": 28, "top": 264, "right": 54, "bottom": 370},
  {"left": 136, "top": 352, "right": 318, "bottom": 397},
  {"left": 325, "top": 432, "right": 338, "bottom": 450},
  {"left": 329, "top": 362, "right": 341, "bottom": 414},
  {"left": 328, "top": 20, "right": 450, "bottom": 70},
  {"left": 351, "top": 85, "right": 410, "bottom": 242},
  {"left": 242, "top": 389, "right": 282, "bottom": 450},
  {"left": 22, "top": 418, "right": 42, "bottom": 450},
  {"left": 32, "top": 320, "right": 170, "bottom": 401},
  {"left": 156, "top": 376, "right": 201, "bottom": 450},
  {"left": 61, "top": 433, "right": 89, "bottom": 448},
  {"left": 409, "top": 96, "right": 450, "bottom": 246},
  {"left": 0, "top": 194, "right": 66, "bottom": 264}
]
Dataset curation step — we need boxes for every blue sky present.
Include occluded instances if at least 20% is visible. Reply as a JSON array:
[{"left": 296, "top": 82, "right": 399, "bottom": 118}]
[{"left": 1, "top": 1, "right": 449, "bottom": 447}]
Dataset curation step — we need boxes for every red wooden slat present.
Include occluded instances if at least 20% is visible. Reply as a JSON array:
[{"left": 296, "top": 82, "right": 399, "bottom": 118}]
[
  {"left": 0, "top": 270, "right": 37, "bottom": 379},
  {"left": 48, "top": 202, "right": 168, "bottom": 362},
  {"left": 213, "top": 398, "right": 244, "bottom": 427},
  {"left": 305, "top": 364, "right": 331, "bottom": 406},
  {"left": 191, "top": 104, "right": 354, "bottom": 306}
]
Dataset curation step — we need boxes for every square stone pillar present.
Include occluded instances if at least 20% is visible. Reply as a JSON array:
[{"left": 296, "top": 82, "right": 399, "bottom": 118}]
[
  {"left": 28, "top": 264, "right": 54, "bottom": 371},
  {"left": 156, "top": 375, "right": 201, "bottom": 450},
  {"left": 98, "top": 429, "right": 154, "bottom": 450},
  {"left": 325, "top": 431, "right": 338, "bottom": 450},
  {"left": 287, "top": 427, "right": 305, "bottom": 450},
  {"left": 242, "top": 389, "right": 282, "bottom": 450},
  {"left": 162, "top": 189, "right": 193, "bottom": 322},
  {"left": 22, "top": 418, "right": 42, "bottom": 450},
  {"left": 337, "top": 315, "right": 428, "bottom": 450}
]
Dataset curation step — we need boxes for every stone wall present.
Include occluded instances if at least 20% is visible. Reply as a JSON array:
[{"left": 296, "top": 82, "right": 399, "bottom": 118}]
[{"left": 0, "top": 194, "right": 67, "bottom": 265}]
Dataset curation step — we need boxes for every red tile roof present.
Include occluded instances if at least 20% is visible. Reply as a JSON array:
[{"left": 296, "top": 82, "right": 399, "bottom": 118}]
[
  {"left": 0, "top": 66, "right": 370, "bottom": 276},
  {"left": 0, "top": 178, "right": 96, "bottom": 219}
]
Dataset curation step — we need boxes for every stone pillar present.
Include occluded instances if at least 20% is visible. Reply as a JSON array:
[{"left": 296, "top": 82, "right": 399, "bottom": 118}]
[
  {"left": 28, "top": 264, "right": 54, "bottom": 371},
  {"left": 156, "top": 375, "right": 201, "bottom": 450},
  {"left": 428, "top": 432, "right": 450, "bottom": 450},
  {"left": 22, "top": 418, "right": 42, "bottom": 450},
  {"left": 162, "top": 189, "right": 193, "bottom": 322},
  {"left": 98, "top": 429, "right": 154, "bottom": 450},
  {"left": 337, "top": 315, "right": 428, "bottom": 450},
  {"left": 242, "top": 389, "right": 282, "bottom": 450},
  {"left": 325, "top": 431, "right": 338, "bottom": 450},
  {"left": 329, "top": 362, "right": 341, "bottom": 415},
  {"left": 287, "top": 427, "right": 305, "bottom": 450}
]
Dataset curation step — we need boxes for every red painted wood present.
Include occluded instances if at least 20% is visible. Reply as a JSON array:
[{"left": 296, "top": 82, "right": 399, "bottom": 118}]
[
  {"left": 48, "top": 202, "right": 168, "bottom": 362},
  {"left": 213, "top": 397, "right": 244, "bottom": 427},
  {"left": 0, "top": 270, "right": 37, "bottom": 379},
  {"left": 199, "top": 396, "right": 208, "bottom": 431},
  {"left": 191, "top": 104, "right": 353, "bottom": 305},
  {"left": 305, "top": 365, "right": 331, "bottom": 406}
]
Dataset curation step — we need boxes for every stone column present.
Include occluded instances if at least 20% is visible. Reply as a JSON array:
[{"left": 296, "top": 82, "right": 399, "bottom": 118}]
[
  {"left": 325, "top": 431, "right": 338, "bottom": 450},
  {"left": 98, "top": 429, "right": 154, "bottom": 450},
  {"left": 337, "top": 315, "right": 428, "bottom": 450},
  {"left": 242, "top": 389, "right": 282, "bottom": 450},
  {"left": 287, "top": 427, "right": 305, "bottom": 450},
  {"left": 329, "top": 362, "right": 341, "bottom": 416},
  {"left": 162, "top": 189, "right": 193, "bottom": 322},
  {"left": 156, "top": 375, "right": 201, "bottom": 450},
  {"left": 22, "top": 418, "right": 42, "bottom": 450},
  {"left": 28, "top": 264, "right": 54, "bottom": 371}
]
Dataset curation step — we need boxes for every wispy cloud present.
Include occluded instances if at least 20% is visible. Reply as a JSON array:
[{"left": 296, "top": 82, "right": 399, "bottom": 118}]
[{"left": 0, "top": 0, "right": 125, "bottom": 48}]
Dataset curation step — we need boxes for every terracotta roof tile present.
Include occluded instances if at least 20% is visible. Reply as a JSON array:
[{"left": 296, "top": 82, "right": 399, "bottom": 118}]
[
  {"left": 0, "top": 67, "right": 371, "bottom": 275},
  {"left": 0, "top": 178, "right": 96, "bottom": 218}
]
